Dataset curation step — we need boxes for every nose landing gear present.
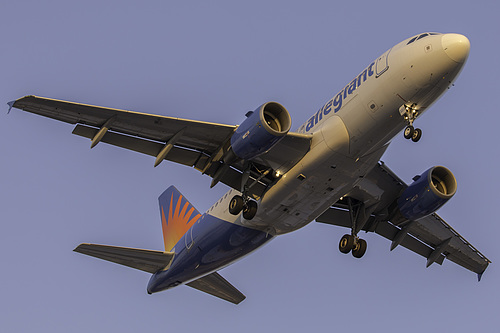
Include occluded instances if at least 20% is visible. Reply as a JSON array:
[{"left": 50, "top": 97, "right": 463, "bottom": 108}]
[{"left": 401, "top": 104, "right": 422, "bottom": 142}]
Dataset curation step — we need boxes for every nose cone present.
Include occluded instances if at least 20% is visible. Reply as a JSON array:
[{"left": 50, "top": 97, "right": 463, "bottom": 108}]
[{"left": 441, "top": 34, "right": 470, "bottom": 63}]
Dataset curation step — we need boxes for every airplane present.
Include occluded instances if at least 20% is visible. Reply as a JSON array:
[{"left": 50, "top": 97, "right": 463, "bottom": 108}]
[{"left": 8, "top": 32, "right": 490, "bottom": 304}]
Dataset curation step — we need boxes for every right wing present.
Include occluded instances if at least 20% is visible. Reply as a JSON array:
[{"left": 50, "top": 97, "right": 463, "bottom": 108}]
[
  {"left": 11, "top": 95, "right": 311, "bottom": 198},
  {"left": 187, "top": 272, "right": 246, "bottom": 304},
  {"left": 316, "top": 162, "right": 490, "bottom": 279}
]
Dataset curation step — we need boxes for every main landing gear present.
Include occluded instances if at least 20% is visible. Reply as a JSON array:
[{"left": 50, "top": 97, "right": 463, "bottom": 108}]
[
  {"left": 401, "top": 104, "right": 422, "bottom": 142},
  {"left": 339, "top": 234, "right": 367, "bottom": 258},
  {"left": 337, "top": 197, "right": 372, "bottom": 259},
  {"left": 229, "top": 195, "right": 258, "bottom": 220}
]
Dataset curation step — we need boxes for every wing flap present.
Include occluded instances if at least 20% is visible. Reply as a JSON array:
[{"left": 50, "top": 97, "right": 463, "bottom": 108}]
[
  {"left": 12, "top": 95, "right": 236, "bottom": 152},
  {"left": 72, "top": 124, "right": 203, "bottom": 167},
  {"left": 74, "top": 243, "right": 175, "bottom": 274},
  {"left": 372, "top": 218, "right": 445, "bottom": 265},
  {"left": 186, "top": 272, "right": 246, "bottom": 304},
  {"left": 416, "top": 213, "right": 490, "bottom": 273}
]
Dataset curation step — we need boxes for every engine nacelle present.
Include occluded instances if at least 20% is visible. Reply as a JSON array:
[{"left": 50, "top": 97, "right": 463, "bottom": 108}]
[
  {"left": 397, "top": 166, "right": 457, "bottom": 221},
  {"left": 230, "top": 102, "right": 291, "bottom": 160}
]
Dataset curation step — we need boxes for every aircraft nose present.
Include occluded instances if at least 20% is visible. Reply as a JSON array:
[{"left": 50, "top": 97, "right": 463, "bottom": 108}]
[{"left": 441, "top": 33, "right": 470, "bottom": 63}]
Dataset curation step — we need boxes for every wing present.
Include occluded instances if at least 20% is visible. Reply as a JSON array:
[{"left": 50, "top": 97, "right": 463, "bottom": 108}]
[
  {"left": 186, "top": 272, "right": 246, "bottom": 304},
  {"left": 316, "top": 162, "right": 490, "bottom": 279},
  {"left": 74, "top": 243, "right": 175, "bottom": 274},
  {"left": 10, "top": 95, "right": 311, "bottom": 198}
]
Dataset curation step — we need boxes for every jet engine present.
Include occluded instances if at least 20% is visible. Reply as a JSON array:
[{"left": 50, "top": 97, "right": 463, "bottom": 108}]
[
  {"left": 230, "top": 102, "right": 291, "bottom": 160},
  {"left": 397, "top": 166, "right": 457, "bottom": 221}
]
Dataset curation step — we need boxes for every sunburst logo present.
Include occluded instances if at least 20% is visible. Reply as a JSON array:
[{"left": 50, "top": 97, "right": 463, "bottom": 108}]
[{"left": 161, "top": 193, "right": 201, "bottom": 251}]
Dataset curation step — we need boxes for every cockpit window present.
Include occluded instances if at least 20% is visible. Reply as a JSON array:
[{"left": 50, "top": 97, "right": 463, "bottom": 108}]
[
  {"left": 407, "top": 32, "right": 441, "bottom": 45},
  {"left": 417, "top": 33, "right": 429, "bottom": 40},
  {"left": 407, "top": 36, "right": 418, "bottom": 45}
]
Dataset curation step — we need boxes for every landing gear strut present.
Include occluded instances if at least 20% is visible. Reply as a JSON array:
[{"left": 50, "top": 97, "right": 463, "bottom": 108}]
[
  {"left": 228, "top": 164, "right": 270, "bottom": 220},
  {"left": 337, "top": 197, "right": 370, "bottom": 259},
  {"left": 229, "top": 195, "right": 258, "bottom": 220},
  {"left": 401, "top": 104, "right": 422, "bottom": 142}
]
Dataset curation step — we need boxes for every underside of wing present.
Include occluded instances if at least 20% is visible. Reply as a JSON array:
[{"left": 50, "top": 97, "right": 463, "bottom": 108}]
[
  {"left": 11, "top": 95, "right": 311, "bottom": 198},
  {"left": 12, "top": 95, "right": 235, "bottom": 151},
  {"left": 316, "top": 162, "right": 490, "bottom": 278},
  {"left": 186, "top": 272, "right": 246, "bottom": 304},
  {"left": 74, "top": 243, "right": 175, "bottom": 274}
]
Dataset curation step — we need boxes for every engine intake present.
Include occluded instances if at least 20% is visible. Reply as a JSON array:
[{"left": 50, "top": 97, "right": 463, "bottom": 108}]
[
  {"left": 397, "top": 166, "right": 457, "bottom": 221},
  {"left": 231, "top": 102, "right": 291, "bottom": 160}
]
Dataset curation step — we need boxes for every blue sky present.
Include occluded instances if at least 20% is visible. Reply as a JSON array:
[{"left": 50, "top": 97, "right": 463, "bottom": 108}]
[{"left": 1, "top": 1, "right": 498, "bottom": 332}]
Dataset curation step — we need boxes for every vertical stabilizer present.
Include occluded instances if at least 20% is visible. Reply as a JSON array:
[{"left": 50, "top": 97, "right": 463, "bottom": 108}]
[{"left": 159, "top": 186, "right": 202, "bottom": 252}]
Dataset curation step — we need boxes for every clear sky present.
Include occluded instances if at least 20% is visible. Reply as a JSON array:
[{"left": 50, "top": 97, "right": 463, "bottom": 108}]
[{"left": 1, "top": 0, "right": 498, "bottom": 332}]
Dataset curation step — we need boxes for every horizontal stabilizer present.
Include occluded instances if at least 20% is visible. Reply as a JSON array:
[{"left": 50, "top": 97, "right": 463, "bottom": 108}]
[
  {"left": 187, "top": 272, "right": 246, "bottom": 304},
  {"left": 74, "top": 243, "right": 175, "bottom": 274}
]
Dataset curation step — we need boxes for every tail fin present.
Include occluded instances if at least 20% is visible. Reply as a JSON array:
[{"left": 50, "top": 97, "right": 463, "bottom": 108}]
[{"left": 159, "top": 186, "right": 202, "bottom": 252}]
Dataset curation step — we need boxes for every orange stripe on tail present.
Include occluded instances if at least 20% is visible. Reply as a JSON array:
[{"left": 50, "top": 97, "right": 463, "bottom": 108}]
[{"left": 159, "top": 186, "right": 201, "bottom": 251}]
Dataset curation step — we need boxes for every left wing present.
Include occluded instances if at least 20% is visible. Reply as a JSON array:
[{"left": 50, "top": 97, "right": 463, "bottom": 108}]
[
  {"left": 316, "top": 162, "right": 490, "bottom": 279},
  {"left": 10, "top": 95, "right": 311, "bottom": 198}
]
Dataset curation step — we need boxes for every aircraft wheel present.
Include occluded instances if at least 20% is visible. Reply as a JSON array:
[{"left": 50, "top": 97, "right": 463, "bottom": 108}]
[
  {"left": 411, "top": 128, "right": 422, "bottom": 142},
  {"left": 339, "top": 234, "right": 355, "bottom": 254},
  {"left": 404, "top": 126, "right": 414, "bottom": 139},
  {"left": 242, "top": 200, "right": 258, "bottom": 220},
  {"left": 352, "top": 239, "right": 367, "bottom": 258},
  {"left": 229, "top": 195, "right": 244, "bottom": 215}
]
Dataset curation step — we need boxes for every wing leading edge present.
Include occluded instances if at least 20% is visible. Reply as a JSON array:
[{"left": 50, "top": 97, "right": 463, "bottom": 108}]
[
  {"left": 316, "top": 163, "right": 490, "bottom": 279},
  {"left": 11, "top": 95, "right": 311, "bottom": 198}
]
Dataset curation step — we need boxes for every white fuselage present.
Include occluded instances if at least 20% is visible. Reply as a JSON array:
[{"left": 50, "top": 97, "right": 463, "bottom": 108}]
[{"left": 208, "top": 33, "right": 468, "bottom": 235}]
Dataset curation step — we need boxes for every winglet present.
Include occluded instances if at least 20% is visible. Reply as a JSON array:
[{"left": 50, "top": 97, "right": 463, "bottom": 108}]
[
  {"left": 478, "top": 272, "right": 483, "bottom": 282},
  {"left": 7, "top": 100, "right": 15, "bottom": 114}
]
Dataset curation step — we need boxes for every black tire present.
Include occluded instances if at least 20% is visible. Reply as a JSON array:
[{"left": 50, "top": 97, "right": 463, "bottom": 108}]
[
  {"left": 229, "top": 195, "right": 244, "bottom": 215},
  {"left": 352, "top": 238, "right": 367, "bottom": 258},
  {"left": 404, "top": 125, "right": 414, "bottom": 139},
  {"left": 411, "top": 128, "right": 422, "bottom": 142},
  {"left": 242, "top": 200, "right": 258, "bottom": 220},
  {"left": 339, "top": 234, "right": 355, "bottom": 254}
]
